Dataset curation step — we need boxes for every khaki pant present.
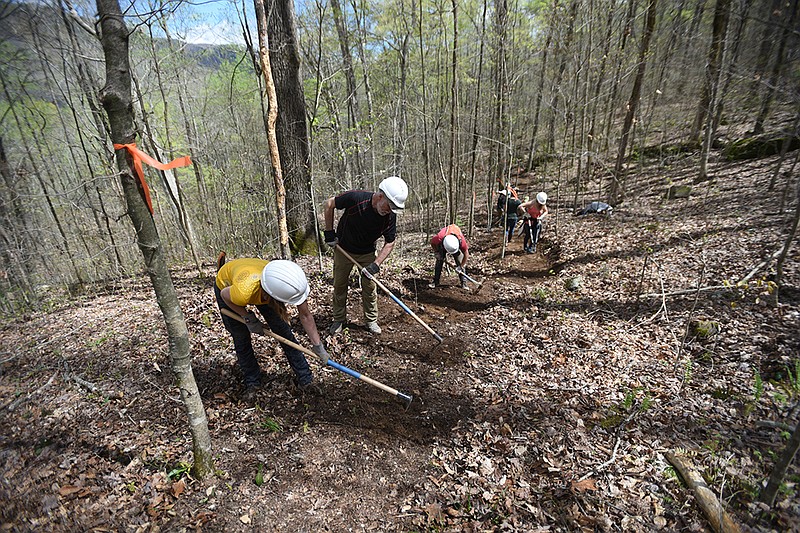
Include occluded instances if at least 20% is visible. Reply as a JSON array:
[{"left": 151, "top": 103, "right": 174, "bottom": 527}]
[{"left": 332, "top": 247, "right": 378, "bottom": 323}]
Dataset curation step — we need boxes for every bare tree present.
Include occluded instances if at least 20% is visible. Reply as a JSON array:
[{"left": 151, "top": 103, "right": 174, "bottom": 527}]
[
  {"left": 753, "top": 0, "right": 799, "bottom": 134},
  {"left": 254, "top": 0, "right": 291, "bottom": 259},
  {"left": 609, "top": 0, "right": 658, "bottom": 205},
  {"left": 697, "top": 0, "right": 731, "bottom": 182},
  {"left": 95, "top": 0, "right": 214, "bottom": 478},
  {"left": 266, "top": 0, "right": 319, "bottom": 255}
]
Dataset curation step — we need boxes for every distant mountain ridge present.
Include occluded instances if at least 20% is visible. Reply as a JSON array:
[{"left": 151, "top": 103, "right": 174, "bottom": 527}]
[{"left": 0, "top": 1, "right": 251, "bottom": 73}]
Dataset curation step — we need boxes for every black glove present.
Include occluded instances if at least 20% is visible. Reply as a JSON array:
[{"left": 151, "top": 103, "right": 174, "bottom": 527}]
[
  {"left": 311, "top": 344, "right": 329, "bottom": 365},
  {"left": 363, "top": 262, "right": 380, "bottom": 276},
  {"left": 242, "top": 312, "right": 264, "bottom": 335},
  {"left": 324, "top": 230, "right": 338, "bottom": 247}
]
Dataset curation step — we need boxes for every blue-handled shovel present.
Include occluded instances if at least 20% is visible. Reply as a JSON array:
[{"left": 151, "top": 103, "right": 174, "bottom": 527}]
[{"left": 220, "top": 308, "right": 413, "bottom": 408}]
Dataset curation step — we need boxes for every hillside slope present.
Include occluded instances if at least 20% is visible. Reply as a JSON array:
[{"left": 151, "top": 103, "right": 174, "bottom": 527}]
[{"left": 1, "top": 151, "right": 798, "bottom": 531}]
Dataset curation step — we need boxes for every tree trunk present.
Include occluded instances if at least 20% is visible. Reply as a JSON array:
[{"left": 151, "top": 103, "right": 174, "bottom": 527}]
[
  {"left": 772, "top": 172, "right": 800, "bottom": 306},
  {"left": 753, "top": 0, "right": 798, "bottom": 134},
  {"left": 447, "top": 0, "right": 459, "bottom": 225},
  {"left": 95, "top": 0, "right": 214, "bottom": 479},
  {"left": 493, "top": 0, "right": 509, "bottom": 187},
  {"left": 469, "top": 0, "right": 488, "bottom": 236},
  {"left": 602, "top": 0, "right": 637, "bottom": 153},
  {"left": 132, "top": 64, "right": 203, "bottom": 272},
  {"left": 609, "top": 0, "right": 658, "bottom": 205},
  {"left": 693, "top": 0, "right": 731, "bottom": 144},
  {"left": 760, "top": 413, "right": 800, "bottom": 506},
  {"left": 265, "top": 0, "right": 318, "bottom": 255},
  {"left": 330, "top": 0, "right": 365, "bottom": 183},
  {"left": 0, "top": 137, "right": 34, "bottom": 308},
  {"left": 255, "top": 0, "right": 292, "bottom": 259},
  {"left": 748, "top": 0, "right": 781, "bottom": 99},
  {"left": 526, "top": 0, "right": 558, "bottom": 171},
  {"left": 545, "top": 0, "right": 579, "bottom": 156},
  {"left": 713, "top": 0, "right": 751, "bottom": 134},
  {"left": 698, "top": 0, "right": 732, "bottom": 181}
]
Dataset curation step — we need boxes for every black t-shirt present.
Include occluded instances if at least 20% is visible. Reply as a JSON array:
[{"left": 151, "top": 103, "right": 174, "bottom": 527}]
[
  {"left": 505, "top": 198, "right": 522, "bottom": 219},
  {"left": 334, "top": 191, "right": 397, "bottom": 254}
]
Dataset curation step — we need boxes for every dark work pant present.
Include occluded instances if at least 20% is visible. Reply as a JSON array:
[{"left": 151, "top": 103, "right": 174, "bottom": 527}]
[
  {"left": 433, "top": 248, "right": 466, "bottom": 286},
  {"left": 505, "top": 215, "right": 518, "bottom": 242},
  {"left": 522, "top": 218, "right": 542, "bottom": 249},
  {"left": 215, "top": 285, "right": 312, "bottom": 387}
]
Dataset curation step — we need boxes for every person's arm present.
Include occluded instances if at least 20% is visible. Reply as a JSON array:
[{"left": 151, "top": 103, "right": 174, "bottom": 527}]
[
  {"left": 460, "top": 247, "right": 469, "bottom": 267},
  {"left": 297, "top": 301, "right": 329, "bottom": 364},
  {"left": 296, "top": 301, "right": 321, "bottom": 346},
  {"left": 220, "top": 287, "right": 247, "bottom": 316},
  {"left": 374, "top": 240, "right": 395, "bottom": 266},
  {"left": 540, "top": 205, "right": 549, "bottom": 218},
  {"left": 323, "top": 197, "right": 336, "bottom": 231}
]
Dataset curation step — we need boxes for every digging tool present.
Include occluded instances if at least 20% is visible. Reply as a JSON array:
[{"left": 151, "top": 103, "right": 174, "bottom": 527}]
[
  {"left": 336, "top": 245, "right": 443, "bottom": 343},
  {"left": 453, "top": 264, "right": 484, "bottom": 291},
  {"left": 220, "top": 308, "right": 413, "bottom": 408}
]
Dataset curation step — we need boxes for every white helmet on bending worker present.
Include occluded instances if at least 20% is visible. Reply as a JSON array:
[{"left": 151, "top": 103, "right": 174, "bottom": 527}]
[{"left": 443, "top": 234, "right": 460, "bottom": 255}]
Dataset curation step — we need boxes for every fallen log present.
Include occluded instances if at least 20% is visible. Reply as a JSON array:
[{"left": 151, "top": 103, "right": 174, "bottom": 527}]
[{"left": 665, "top": 451, "right": 740, "bottom": 533}]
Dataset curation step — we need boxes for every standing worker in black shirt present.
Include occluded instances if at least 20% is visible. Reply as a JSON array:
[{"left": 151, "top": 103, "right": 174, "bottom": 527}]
[{"left": 322, "top": 177, "right": 409, "bottom": 335}]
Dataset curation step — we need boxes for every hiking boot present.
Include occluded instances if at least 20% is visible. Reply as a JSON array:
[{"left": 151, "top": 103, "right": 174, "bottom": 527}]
[
  {"left": 291, "top": 378, "right": 321, "bottom": 396},
  {"left": 525, "top": 247, "right": 534, "bottom": 254},
  {"left": 242, "top": 384, "right": 262, "bottom": 404},
  {"left": 365, "top": 321, "right": 382, "bottom": 334},
  {"left": 428, "top": 282, "right": 438, "bottom": 289},
  {"left": 329, "top": 321, "right": 344, "bottom": 335}
]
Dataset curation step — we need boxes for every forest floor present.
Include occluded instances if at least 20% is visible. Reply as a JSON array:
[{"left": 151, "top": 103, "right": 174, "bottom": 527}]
[{"left": 1, "top": 149, "right": 799, "bottom": 532}]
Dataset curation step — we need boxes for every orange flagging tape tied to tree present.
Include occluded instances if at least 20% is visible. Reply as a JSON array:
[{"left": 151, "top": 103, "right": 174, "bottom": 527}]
[{"left": 113, "top": 143, "right": 192, "bottom": 214}]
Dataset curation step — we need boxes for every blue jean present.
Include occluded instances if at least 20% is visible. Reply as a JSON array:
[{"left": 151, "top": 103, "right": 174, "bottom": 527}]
[
  {"left": 505, "top": 215, "right": 518, "bottom": 242},
  {"left": 215, "top": 285, "right": 312, "bottom": 387}
]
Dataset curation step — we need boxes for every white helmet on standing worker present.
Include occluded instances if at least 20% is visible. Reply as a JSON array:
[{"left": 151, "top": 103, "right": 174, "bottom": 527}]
[
  {"left": 443, "top": 234, "right": 460, "bottom": 255},
  {"left": 261, "top": 260, "right": 310, "bottom": 305},
  {"left": 536, "top": 192, "right": 548, "bottom": 205},
  {"left": 378, "top": 176, "right": 408, "bottom": 213}
]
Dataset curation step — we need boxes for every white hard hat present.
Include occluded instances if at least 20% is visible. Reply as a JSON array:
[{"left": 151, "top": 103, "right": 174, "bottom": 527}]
[
  {"left": 261, "top": 260, "right": 310, "bottom": 305},
  {"left": 536, "top": 192, "right": 548, "bottom": 205},
  {"left": 378, "top": 176, "right": 408, "bottom": 213},
  {"left": 443, "top": 234, "right": 460, "bottom": 254}
]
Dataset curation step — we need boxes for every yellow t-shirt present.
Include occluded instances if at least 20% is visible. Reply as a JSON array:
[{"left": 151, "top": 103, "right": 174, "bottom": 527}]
[{"left": 215, "top": 258, "right": 269, "bottom": 307}]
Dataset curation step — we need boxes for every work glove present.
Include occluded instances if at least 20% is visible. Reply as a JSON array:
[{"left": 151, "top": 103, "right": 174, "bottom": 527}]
[
  {"left": 324, "top": 230, "right": 338, "bottom": 248},
  {"left": 362, "top": 262, "right": 380, "bottom": 276},
  {"left": 242, "top": 311, "right": 264, "bottom": 335},
  {"left": 454, "top": 265, "right": 465, "bottom": 275},
  {"left": 311, "top": 343, "right": 329, "bottom": 365}
]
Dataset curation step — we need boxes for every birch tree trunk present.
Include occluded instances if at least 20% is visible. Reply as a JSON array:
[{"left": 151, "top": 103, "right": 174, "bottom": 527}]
[
  {"left": 255, "top": 0, "right": 292, "bottom": 259},
  {"left": 95, "top": 0, "right": 214, "bottom": 478}
]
